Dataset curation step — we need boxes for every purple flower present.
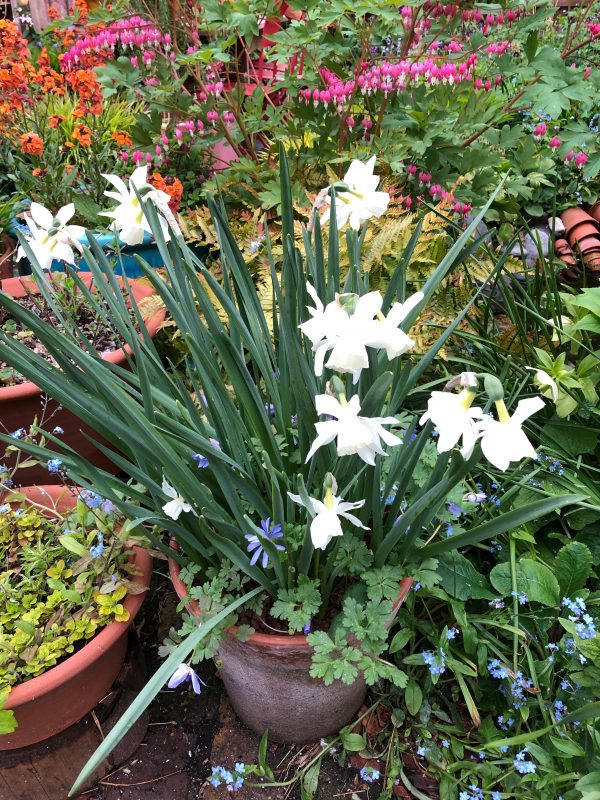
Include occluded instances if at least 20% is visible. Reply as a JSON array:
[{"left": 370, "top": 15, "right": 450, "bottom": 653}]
[
  {"left": 101, "top": 499, "right": 117, "bottom": 514},
  {"left": 359, "top": 766, "right": 380, "bottom": 783},
  {"left": 167, "top": 663, "right": 206, "bottom": 694},
  {"left": 245, "top": 518, "right": 285, "bottom": 568},
  {"left": 193, "top": 438, "right": 221, "bottom": 469},
  {"left": 446, "top": 501, "right": 462, "bottom": 518}
]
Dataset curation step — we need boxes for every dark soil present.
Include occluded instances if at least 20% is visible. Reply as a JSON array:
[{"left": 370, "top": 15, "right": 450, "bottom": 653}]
[
  {"left": 0, "top": 293, "right": 129, "bottom": 386},
  {"left": 78, "top": 572, "right": 438, "bottom": 800}
]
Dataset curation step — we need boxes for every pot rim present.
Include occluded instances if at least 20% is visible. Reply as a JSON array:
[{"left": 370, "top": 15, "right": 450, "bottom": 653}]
[
  {"left": 4, "top": 484, "right": 152, "bottom": 710},
  {"left": 168, "top": 541, "right": 414, "bottom": 650},
  {"left": 0, "top": 273, "right": 166, "bottom": 402}
]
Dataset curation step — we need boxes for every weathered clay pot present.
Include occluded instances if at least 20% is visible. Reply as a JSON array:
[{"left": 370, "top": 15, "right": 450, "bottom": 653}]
[
  {"left": 0, "top": 274, "right": 166, "bottom": 485},
  {"left": 1, "top": 485, "right": 152, "bottom": 750},
  {"left": 588, "top": 203, "right": 600, "bottom": 223},
  {"left": 554, "top": 239, "right": 577, "bottom": 265},
  {"left": 168, "top": 554, "right": 367, "bottom": 743},
  {"left": 567, "top": 223, "right": 600, "bottom": 247}
]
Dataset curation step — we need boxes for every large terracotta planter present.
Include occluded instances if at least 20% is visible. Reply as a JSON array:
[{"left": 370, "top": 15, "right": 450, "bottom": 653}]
[
  {"left": 0, "top": 273, "right": 166, "bottom": 486},
  {"left": 168, "top": 554, "right": 367, "bottom": 743},
  {"left": 1, "top": 485, "right": 152, "bottom": 750}
]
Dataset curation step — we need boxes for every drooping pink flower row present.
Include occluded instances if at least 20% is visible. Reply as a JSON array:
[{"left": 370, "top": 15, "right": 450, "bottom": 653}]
[
  {"left": 416, "top": 2, "right": 527, "bottom": 25},
  {"left": 61, "top": 16, "right": 169, "bottom": 71},
  {"left": 298, "top": 55, "right": 502, "bottom": 109}
]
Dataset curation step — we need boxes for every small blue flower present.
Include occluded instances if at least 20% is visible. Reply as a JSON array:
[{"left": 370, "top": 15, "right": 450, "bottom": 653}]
[
  {"left": 422, "top": 649, "right": 446, "bottom": 675},
  {"left": 500, "top": 745, "right": 509, "bottom": 753},
  {"left": 492, "top": 793, "right": 502, "bottom": 800},
  {"left": 441, "top": 739, "right": 450, "bottom": 748},
  {"left": 79, "top": 490, "right": 103, "bottom": 508},
  {"left": 101, "top": 499, "right": 117, "bottom": 514},
  {"left": 245, "top": 518, "right": 285, "bottom": 569},
  {"left": 265, "top": 402, "right": 276, "bottom": 418},
  {"left": 193, "top": 438, "right": 221, "bottom": 468},
  {"left": 417, "top": 745, "right": 426, "bottom": 757},
  {"left": 168, "top": 663, "right": 206, "bottom": 694},
  {"left": 359, "top": 766, "right": 380, "bottom": 783},
  {"left": 576, "top": 614, "right": 596, "bottom": 640},
  {"left": 463, "top": 491, "right": 487, "bottom": 503},
  {"left": 446, "top": 627, "right": 459, "bottom": 640},
  {"left": 553, "top": 700, "right": 567, "bottom": 721},
  {"left": 303, "top": 620, "right": 312, "bottom": 634},
  {"left": 488, "top": 659, "right": 510, "bottom": 679},
  {"left": 513, "top": 748, "right": 536, "bottom": 774},
  {"left": 47, "top": 458, "right": 63, "bottom": 474},
  {"left": 0, "top": 504, "right": 10, "bottom": 513},
  {"left": 89, "top": 533, "right": 105, "bottom": 558},
  {"left": 52, "top": 426, "right": 64, "bottom": 435},
  {"left": 564, "top": 637, "right": 577, "bottom": 654},
  {"left": 11, "top": 428, "right": 26, "bottom": 439},
  {"left": 489, "top": 599, "right": 505, "bottom": 609},
  {"left": 446, "top": 501, "right": 462, "bottom": 518},
  {"left": 511, "top": 591, "right": 528, "bottom": 605}
]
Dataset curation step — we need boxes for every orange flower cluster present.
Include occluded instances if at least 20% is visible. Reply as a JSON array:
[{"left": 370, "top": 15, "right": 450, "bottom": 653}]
[
  {"left": 0, "top": 21, "right": 36, "bottom": 119},
  {"left": 49, "top": 113, "right": 66, "bottom": 129},
  {"left": 72, "top": 122, "right": 92, "bottom": 146},
  {"left": 149, "top": 173, "right": 184, "bottom": 213},
  {"left": 33, "top": 48, "right": 65, "bottom": 95},
  {"left": 65, "top": 69, "right": 103, "bottom": 115},
  {"left": 20, "top": 132, "right": 44, "bottom": 156},
  {"left": 112, "top": 130, "right": 132, "bottom": 147}
]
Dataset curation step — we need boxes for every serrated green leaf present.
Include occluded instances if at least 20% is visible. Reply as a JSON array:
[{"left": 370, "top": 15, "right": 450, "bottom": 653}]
[{"left": 554, "top": 542, "right": 593, "bottom": 597}]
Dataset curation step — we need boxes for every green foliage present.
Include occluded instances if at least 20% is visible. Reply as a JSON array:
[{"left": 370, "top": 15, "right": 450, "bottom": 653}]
[
  {"left": 0, "top": 496, "right": 138, "bottom": 693},
  {"left": 271, "top": 576, "right": 321, "bottom": 633}
]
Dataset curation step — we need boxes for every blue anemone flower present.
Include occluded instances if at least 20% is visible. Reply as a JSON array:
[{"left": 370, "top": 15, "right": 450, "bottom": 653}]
[{"left": 245, "top": 518, "right": 285, "bottom": 568}]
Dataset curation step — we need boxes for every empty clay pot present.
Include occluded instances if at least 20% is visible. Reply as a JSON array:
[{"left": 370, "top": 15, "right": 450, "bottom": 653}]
[
  {"left": 587, "top": 203, "right": 600, "bottom": 223},
  {"left": 561, "top": 207, "right": 596, "bottom": 234},
  {"left": 573, "top": 236, "right": 600, "bottom": 254},
  {"left": 168, "top": 554, "right": 374, "bottom": 743},
  {"left": 0, "top": 274, "right": 166, "bottom": 485},
  {"left": 567, "top": 223, "right": 600, "bottom": 247},
  {"left": 1, "top": 485, "right": 152, "bottom": 750}
]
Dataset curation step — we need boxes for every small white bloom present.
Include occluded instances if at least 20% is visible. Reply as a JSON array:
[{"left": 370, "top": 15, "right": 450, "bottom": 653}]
[
  {"left": 420, "top": 389, "right": 483, "bottom": 457},
  {"left": 306, "top": 393, "right": 401, "bottom": 465},
  {"left": 288, "top": 488, "right": 368, "bottom": 550},
  {"left": 321, "top": 156, "right": 390, "bottom": 231},
  {"left": 477, "top": 397, "right": 545, "bottom": 472},
  {"left": 100, "top": 166, "right": 172, "bottom": 246},
  {"left": 161, "top": 477, "right": 192, "bottom": 520},
  {"left": 528, "top": 367, "right": 559, "bottom": 402},
  {"left": 16, "top": 202, "right": 85, "bottom": 270}
]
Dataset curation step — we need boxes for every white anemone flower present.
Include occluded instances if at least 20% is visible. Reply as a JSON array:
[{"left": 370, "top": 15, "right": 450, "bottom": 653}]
[
  {"left": 321, "top": 156, "right": 390, "bottom": 231},
  {"left": 288, "top": 489, "right": 368, "bottom": 550},
  {"left": 306, "top": 393, "right": 401, "bottom": 465},
  {"left": 477, "top": 397, "right": 545, "bottom": 472},
  {"left": 161, "top": 477, "right": 192, "bottom": 520},
  {"left": 528, "top": 367, "right": 559, "bottom": 402},
  {"left": 420, "top": 389, "right": 484, "bottom": 458},
  {"left": 363, "top": 291, "right": 425, "bottom": 359},
  {"left": 100, "top": 166, "right": 172, "bottom": 246},
  {"left": 16, "top": 202, "right": 85, "bottom": 270}
]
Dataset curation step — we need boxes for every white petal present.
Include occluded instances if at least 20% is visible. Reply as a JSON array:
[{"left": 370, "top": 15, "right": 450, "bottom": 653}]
[
  {"left": 30, "top": 202, "right": 54, "bottom": 230},
  {"left": 310, "top": 508, "right": 343, "bottom": 549},
  {"left": 130, "top": 165, "right": 149, "bottom": 188},
  {"left": 101, "top": 173, "right": 129, "bottom": 197},
  {"left": 305, "top": 422, "right": 339, "bottom": 462},
  {"left": 163, "top": 498, "right": 184, "bottom": 519},
  {"left": 510, "top": 396, "right": 545, "bottom": 426},
  {"left": 162, "top": 477, "right": 177, "bottom": 499},
  {"left": 55, "top": 203, "right": 75, "bottom": 225},
  {"left": 314, "top": 394, "right": 344, "bottom": 419}
]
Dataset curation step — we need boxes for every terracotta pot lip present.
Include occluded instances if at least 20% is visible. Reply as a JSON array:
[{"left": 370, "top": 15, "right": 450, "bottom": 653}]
[
  {"left": 4, "top": 484, "right": 152, "bottom": 710},
  {"left": 0, "top": 273, "right": 166, "bottom": 402},
  {"left": 167, "top": 542, "right": 309, "bottom": 649},
  {"left": 568, "top": 228, "right": 600, "bottom": 246}
]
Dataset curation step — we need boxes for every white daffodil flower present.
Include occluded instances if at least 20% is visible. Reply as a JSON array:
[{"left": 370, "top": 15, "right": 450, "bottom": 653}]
[
  {"left": 363, "top": 291, "right": 425, "bottom": 359},
  {"left": 477, "top": 397, "right": 545, "bottom": 472},
  {"left": 420, "top": 389, "right": 484, "bottom": 458},
  {"left": 288, "top": 488, "right": 368, "bottom": 550},
  {"left": 321, "top": 156, "right": 390, "bottom": 231},
  {"left": 16, "top": 202, "right": 85, "bottom": 270},
  {"left": 100, "top": 166, "right": 172, "bottom": 246},
  {"left": 528, "top": 367, "right": 559, "bottom": 402},
  {"left": 161, "top": 477, "right": 192, "bottom": 520},
  {"left": 306, "top": 393, "right": 401, "bottom": 465}
]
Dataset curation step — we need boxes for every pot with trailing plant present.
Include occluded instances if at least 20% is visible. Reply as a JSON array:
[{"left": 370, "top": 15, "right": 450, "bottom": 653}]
[
  {"left": 0, "top": 150, "right": 579, "bottom": 793},
  {"left": 0, "top": 481, "right": 152, "bottom": 750},
  {"left": 0, "top": 261, "right": 166, "bottom": 486}
]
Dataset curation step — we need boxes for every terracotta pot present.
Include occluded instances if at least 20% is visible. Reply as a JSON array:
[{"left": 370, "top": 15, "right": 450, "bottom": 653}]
[
  {"left": 561, "top": 208, "right": 596, "bottom": 234},
  {"left": 554, "top": 240, "right": 577, "bottom": 265},
  {"left": 1, "top": 485, "right": 152, "bottom": 750},
  {"left": 169, "top": 553, "right": 411, "bottom": 743},
  {"left": 0, "top": 273, "right": 166, "bottom": 485},
  {"left": 588, "top": 203, "right": 600, "bottom": 223},
  {"left": 567, "top": 223, "right": 600, "bottom": 247},
  {"left": 574, "top": 236, "right": 600, "bottom": 253}
]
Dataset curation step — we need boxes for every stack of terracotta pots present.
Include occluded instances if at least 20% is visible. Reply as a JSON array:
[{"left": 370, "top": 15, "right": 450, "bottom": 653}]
[{"left": 555, "top": 206, "right": 600, "bottom": 279}]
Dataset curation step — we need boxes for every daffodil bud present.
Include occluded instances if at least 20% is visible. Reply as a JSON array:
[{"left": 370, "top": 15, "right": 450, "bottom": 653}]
[
  {"left": 460, "top": 371, "right": 479, "bottom": 389},
  {"left": 330, "top": 375, "right": 346, "bottom": 397},
  {"left": 323, "top": 472, "right": 337, "bottom": 493},
  {"left": 481, "top": 374, "right": 504, "bottom": 402}
]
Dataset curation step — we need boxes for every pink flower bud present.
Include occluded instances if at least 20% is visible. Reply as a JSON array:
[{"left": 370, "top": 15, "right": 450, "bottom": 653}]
[
  {"left": 346, "top": 116, "right": 355, "bottom": 129},
  {"left": 130, "top": 56, "right": 138, "bottom": 68},
  {"left": 132, "top": 151, "right": 143, "bottom": 164},
  {"left": 146, "top": 153, "right": 152, "bottom": 163},
  {"left": 404, "top": 197, "right": 412, "bottom": 208},
  {"left": 533, "top": 123, "right": 547, "bottom": 137},
  {"left": 155, "top": 145, "right": 162, "bottom": 156},
  {"left": 565, "top": 150, "right": 575, "bottom": 162},
  {"left": 120, "top": 151, "right": 129, "bottom": 162},
  {"left": 575, "top": 152, "right": 588, "bottom": 166},
  {"left": 361, "top": 118, "right": 373, "bottom": 130},
  {"left": 549, "top": 136, "right": 561, "bottom": 149},
  {"left": 407, "top": 164, "right": 417, "bottom": 176}
]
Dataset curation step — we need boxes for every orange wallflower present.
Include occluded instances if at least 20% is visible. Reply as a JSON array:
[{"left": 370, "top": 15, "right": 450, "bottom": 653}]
[
  {"left": 19, "top": 132, "right": 44, "bottom": 156},
  {"left": 112, "top": 130, "right": 132, "bottom": 147},
  {"left": 65, "top": 69, "right": 103, "bottom": 116},
  {"left": 72, "top": 123, "right": 92, "bottom": 146},
  {"left": 49, "top": 113, "right": 66, "bottom": 129},
  {"left": 149, "top": 173, "right": 184, "bottom": 213},
  {"left": 47, "top": 6, "right": 61, "bottom": 20},
  {"left": 32, "top": 167, "right": 48, "bottom": 177}
]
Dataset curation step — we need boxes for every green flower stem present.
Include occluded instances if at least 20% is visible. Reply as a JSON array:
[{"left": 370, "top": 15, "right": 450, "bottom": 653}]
[{"left": 509, "top": 533, "right": 519, "bottom": 675}]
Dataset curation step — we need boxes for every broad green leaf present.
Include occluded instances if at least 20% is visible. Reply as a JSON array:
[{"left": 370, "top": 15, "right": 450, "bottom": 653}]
[
  {"left": 405, "top": 680, "right": 423, "bottom": 716},
  {"left": 339, "top": 731, "right": 366, "bottom": 751},
  {"left": 554, "top": 542, "right": 593, "bottom": 597},
  {"left": 437, "top": 552, "right": 494, "bottom": 601},
  {"left": 519, "top": 559, "right": 560, "bottom": 606},
  {"left": 58, "top": 535, "right": 90, "bottom": 558}
]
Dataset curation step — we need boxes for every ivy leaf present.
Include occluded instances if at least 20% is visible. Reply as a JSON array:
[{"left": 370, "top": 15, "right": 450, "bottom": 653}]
[{"left": 554, "top": 542, "right": 593, "bottom": 597}]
